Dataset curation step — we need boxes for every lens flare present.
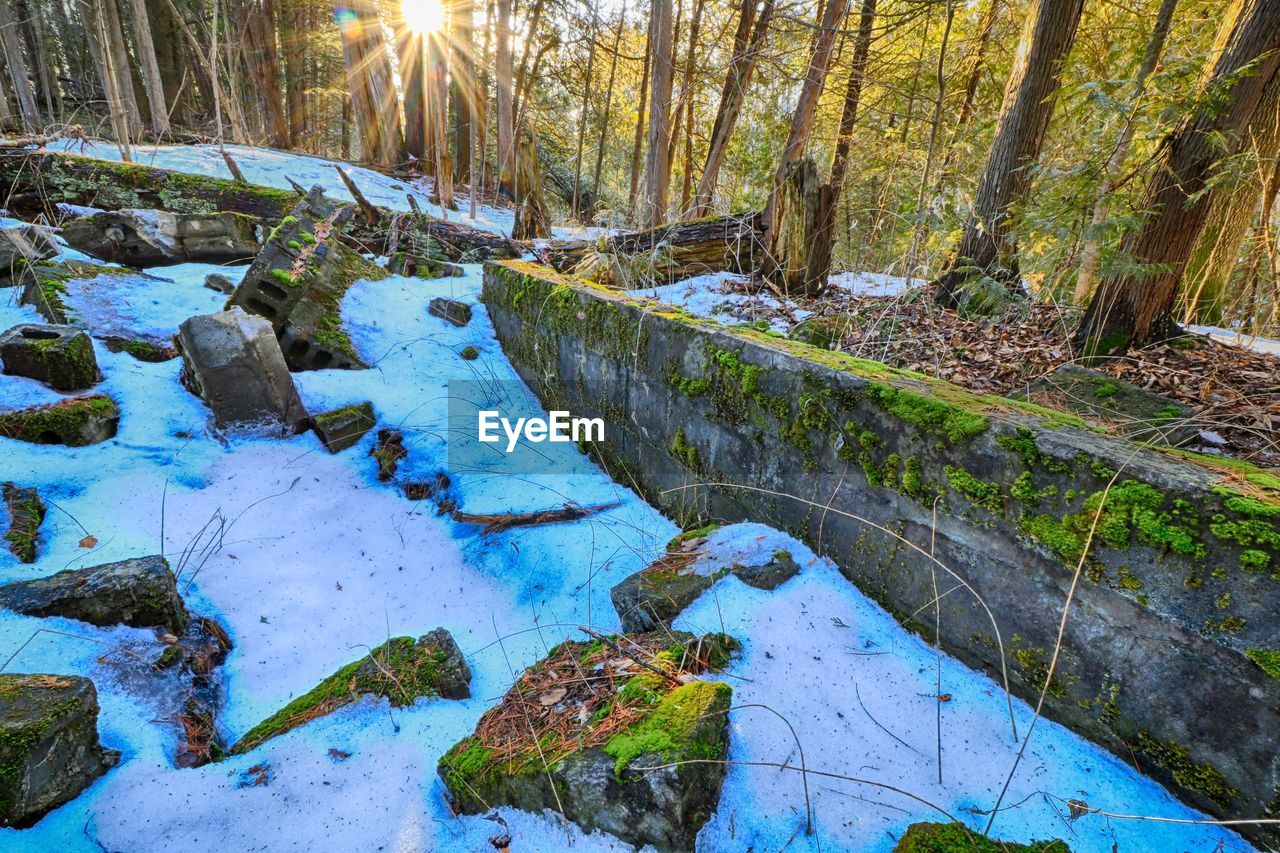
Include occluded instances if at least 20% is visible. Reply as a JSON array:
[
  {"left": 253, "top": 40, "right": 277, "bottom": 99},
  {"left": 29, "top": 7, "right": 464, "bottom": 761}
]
[{"left": 402, "top": 0, "right": 446, "bottom": 33}]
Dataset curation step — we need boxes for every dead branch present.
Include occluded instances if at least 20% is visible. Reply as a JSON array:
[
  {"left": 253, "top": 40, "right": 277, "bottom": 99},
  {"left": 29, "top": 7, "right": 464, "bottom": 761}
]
[{"left": 451, "top": 500, "right": 620, "bottom": 534}]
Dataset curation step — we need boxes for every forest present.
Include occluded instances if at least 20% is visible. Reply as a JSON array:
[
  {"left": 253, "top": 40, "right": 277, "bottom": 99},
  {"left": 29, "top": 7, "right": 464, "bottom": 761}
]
[{"left": 0, "top": 0, "right": 1278, "bottom": 851}]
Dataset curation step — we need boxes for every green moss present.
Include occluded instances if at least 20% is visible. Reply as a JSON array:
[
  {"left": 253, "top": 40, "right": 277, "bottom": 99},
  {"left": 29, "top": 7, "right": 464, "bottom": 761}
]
[
  {"left": 901, "top": 457, "right": 925, "bottom": 499},
  {"left": 0, "top": 395, "right": 118, "bottom": 447},
  {"left": 670, "top": 429, "right": 704, "bottom": 475},
  {"left": 459, "top": 345, "right": 479, "bottom": 360},
  {"left": 1244, "top": 649, "right": 1280, "bottom": 680},
  {"left": 1022, "top": 513, "right": 1085, "bottom": 563},
  {"left": 602, "top": 680, "right": 732, "bottom": 777},
  {"left": 2, "top": 487, "right": 46, "bottom": 564},
  {"left": 944, "top": 466, "right": 1003, "bottom": 514},
  {"left": 269, "top": 267, "right": 299, "bottom": 288},
  {"left": 1133, "top": 731, "right": 1238, "bottom": 807},
  {"left": 864, "top": 382, "right": 988, "bottom": 444},
  {"left": 893, "top": 821, "right": 1070, "bottom": 852},
  {"left": 1012, "top": 645, "right": 1068, "bottom": 699},
  {"left": 1093, "top": 381, "right": 1119, "bottom": 399}
]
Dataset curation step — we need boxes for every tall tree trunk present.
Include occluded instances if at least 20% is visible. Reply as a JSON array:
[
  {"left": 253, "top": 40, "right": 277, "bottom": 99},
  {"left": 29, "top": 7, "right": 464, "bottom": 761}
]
[
  {"left": 396, "top": 20, "right": 426, "bottom": 161},
  {"left": 126, "top": 0, "right": 171, "bottom": 134},
  {"left": 149, "top": 0, "right": 192, "bottom": 123},
  {"left": 1180, "top": 68, "right": 1280, "bottom": 323},
  {"left": 1073, "top": 0, "right": 1178, "bottom": 305},
  {"left": 83, "top": 0, "right": 136, "bottom": 156},
  {"left": 571, "top": 0, "right": 598, "bottom": 221},
  {"left": 239, "top": 0, "right": 287, "bottom": 146},
  {"left": 934, "top": 0, "right": 1002, "bottom": 192},
  {"left": 672, "top": 0, "right": 704, "bottom": 216},
  {"left": 15, "top": 0, "right": 58, "bottom": 120},
  {"left": 1077, "top": 0, "right": 1280, "bottom": 353},
  {"left": 693, "top": 0, "right": 773, "bottom": 217},
  {"left": 934, "top": 0, "right": 1084, "bottom": 308},
  {"left": 451, "top": 0, "right": 475, "bottom": 183},
  {"left": 626, "top": 15, "right": 651, "bottom": 222},
  {"left": 0, "top": 0, "right": 41, "bottom": 129},
  {"left": 512, "top": 120, "right": 550, "bottom": 238},
  {"left": 428, "top": 21, "right": 454, "bottom": 206},
  {"left": 511, "top": 0, "right": 545, "bottom": 123},
  {"left": 337, "top": 0, "right": 404, "bottom": 166},
  {"left": 496, "top": 0, "right": 515, "bottom": 197},
  {"left": 642, "top": 0, "right": 675, "bottom": 227},
  {"left": 759, "top": 0, "right": 848, "bottom": 289},
  {"left": 279, "top": 0, "right": 309, "bottom": 144},
  {"left": 591, "top": 3, "right": 625, "bottom": 198}
]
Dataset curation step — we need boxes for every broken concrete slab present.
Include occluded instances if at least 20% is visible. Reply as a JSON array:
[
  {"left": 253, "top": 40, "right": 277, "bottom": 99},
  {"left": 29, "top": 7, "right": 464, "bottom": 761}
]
[
  {"left": 311, "top": 401, "right": 375, "bottom": 453},
  {"left": 175, "top": 307, "right": 307, "bottom": 431},
  {"left": 17, "top": 260, "right": 140, "bottom": 325},
  {"left": 438, "top": 630, "right": 736, "bottom": 852},
  {"left": 429, "top": 297, "right": 472, "bottom": 328},
  {"left": 0, "top": 673, "right": 120, "bottom": 827},
  {"left": 61, "top": 210, "right": 261, "bottom": 266},
  {"left": 227, "top": 186, "right": 387, "bottom": 371},
  {"left": 0, "top": 226, "right": 57, "bottom": 286},
  {"left": 0, "top": 324, "right": 101, "bottom": 391},
  {"left": 0, "top": 394, "right": 119, "bottom": 446},
  {"left": 0, "top": 555, "right": 188, "bottom": 634},
  {"left": 228, "top": 628, "right": 470, "bottom": 756},
  {"left": 2, "top": 483, "right": 46, "bottom": 564},
  {"left": 1016, "top": 364, "right": 1195, "bottom": 447}
]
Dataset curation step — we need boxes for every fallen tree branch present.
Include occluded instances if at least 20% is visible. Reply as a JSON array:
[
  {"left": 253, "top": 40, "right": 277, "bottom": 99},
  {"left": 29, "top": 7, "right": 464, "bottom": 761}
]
[{"left": 451, "top": 500, "right": 620, "bottom": 534}]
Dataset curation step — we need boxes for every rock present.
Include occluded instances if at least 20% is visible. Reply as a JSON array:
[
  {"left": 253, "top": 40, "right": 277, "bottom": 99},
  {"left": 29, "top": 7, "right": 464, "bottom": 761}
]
[
  {"left": 175, "top": 307, "right": 307, "bottom": 431},
  {"left": 371, "top": 428, "right": 407, "bottom": 482},
  {"left": 892, "top": 821, "right": 1071, "bottom": 852},
  {"left": 17, "top": 260, "right": 139, "bottom": 325},
  {"left": 429, "top": 298, "right": 473, "bottom": 328},
  {"left": 2, "top": 483, "right": 46, "bottom": 564},
  {"left": 612, "top": 536, "right": 800, "bottom": 632},
  {"left": 61, "top": 210, "right": 261, "bottom": 266},
  {"left": 311, "top": 401, "right": 375, "bottom": 453},
  {"left": 0, "top": 226, "right": 57, "bottom": 286},
  {"left": 1016, "top": 364, "right": 1195, "bottom": 447},
  {"left": 387, "top": 252, "right": 465, "bottom": 279},
  {"left": 0, "top": 324, "right": 101, "bottom": 391},
  {"left": 227, "top": 186, "right": 388, "bottom": 370},
  {"left": 0, "top": 555, "right": 187, "bottom": 634},
  {"left": 0, "top": 673, "right": 119, "bottom": 827},
  {"left": 438, "top": 630, "right": 736, "bottom": 852},
  {"left": 202, "top": 273, "right": 236, "bottom": 294},
  {"left": 0, "top": 394, "right": 119, "bottom": 446},
  {"left": 99, "top": 335, "right": 177, "bottom": 362},
  {"left": 229, "top": 628, "right": 470, "bottom": 755}
]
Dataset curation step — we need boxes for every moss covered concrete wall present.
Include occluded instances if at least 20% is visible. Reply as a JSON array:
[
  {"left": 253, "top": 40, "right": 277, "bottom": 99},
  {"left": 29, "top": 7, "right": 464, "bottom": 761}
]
[{"left": 482, "top": 260, "right": 1280, "bottom": 842}]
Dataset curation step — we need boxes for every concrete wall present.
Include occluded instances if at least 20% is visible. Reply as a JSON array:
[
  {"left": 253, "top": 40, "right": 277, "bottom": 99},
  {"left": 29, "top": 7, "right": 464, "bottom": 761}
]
[{"left": 482, "top": 260, "right": 1280, "bottom": 842}]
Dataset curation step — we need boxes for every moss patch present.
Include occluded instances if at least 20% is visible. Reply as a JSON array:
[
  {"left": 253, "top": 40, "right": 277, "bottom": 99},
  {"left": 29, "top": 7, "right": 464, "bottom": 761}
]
[
  {"left": 1245, "top": 649, "right": 1280, "bottom": 681},
  {"left": 893, "top": 821, "right": 1070, "bottom": 852},
  {"left": 603, "top": 680, "right": 732, "bottom": 776},
  {"left": 1133, "top": 731, "right": 1238, "bottom": 807},
  {"left": 0, "top": 395, "right": 118, "bottom": 447}
]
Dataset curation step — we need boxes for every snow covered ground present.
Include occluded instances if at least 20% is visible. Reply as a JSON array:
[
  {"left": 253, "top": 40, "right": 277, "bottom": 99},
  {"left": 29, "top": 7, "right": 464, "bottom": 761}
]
[{"left": 0, "top": 146, "right": 1254, "bottom": 852}]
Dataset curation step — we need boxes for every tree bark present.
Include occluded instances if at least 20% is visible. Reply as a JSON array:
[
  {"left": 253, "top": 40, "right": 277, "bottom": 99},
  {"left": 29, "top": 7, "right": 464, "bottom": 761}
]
[
  {"left": 496, "top": 0, "right": 515, "bottom": 197},
  {"left": 1073, "top": 0, "right": 1178, "bottom": 305},
  {"left": 692, "top": 0, "right": 773, "bottom": 217},
  {"left": 239, "top": 0, "right": 288, "bottom": 146},
  {"left": 396, "top": 23, "right": 426, "bottom": 162},
  {"left": 337, "top": 0, "right": 404, "bottom": 166},
  {"left": 1077, "top": 0, "right": 1280, "bottom": 353},
  {"left": 149, "top": 0, "right": 193, "bottom": 123},
  {"left": 451, "top": 0, "right": 475, "bottom": 183},
  {"left": 512, "top": 122, "right": 550, "bottom": 239},
  {"left": 279, "top": 0, "right": 309, "bottom": 145},
  {"left": 571, "top": 0, "right": 598, "bottom": 222},
  {"left": 627, "top": 16, "right": 651, "bottom": 222},
  {"left": 14, "top": 0, "right": 58, "bottom": 120},
  {"left": 673, "top": 0, "right": 704, "bottom": 216},
  {"left": 934, "top": 0, "right": 1084, "bottom": 308},
  {"left": 427, "top": 20, "right": 454, "bottom": 207},
  {"left": 642, "top": 0, "right": 675, "bottom": 227},
  {"left": 0, "top": 0, "right": 42, "bottom": 129},
  {"left": 126, "top": 0, "right": 171, "bottom": 135}
]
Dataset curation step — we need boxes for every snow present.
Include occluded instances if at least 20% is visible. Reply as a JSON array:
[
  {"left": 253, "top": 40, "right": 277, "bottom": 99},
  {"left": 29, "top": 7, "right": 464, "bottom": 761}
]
[{"left": 0, "top": 144, "right": 1255, "bottom": 852}]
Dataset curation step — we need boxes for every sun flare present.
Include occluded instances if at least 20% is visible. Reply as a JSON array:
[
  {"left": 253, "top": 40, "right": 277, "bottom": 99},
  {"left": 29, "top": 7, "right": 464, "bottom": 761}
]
[{"left": 402, "top": 0, "right": 446, "bottom": 33}]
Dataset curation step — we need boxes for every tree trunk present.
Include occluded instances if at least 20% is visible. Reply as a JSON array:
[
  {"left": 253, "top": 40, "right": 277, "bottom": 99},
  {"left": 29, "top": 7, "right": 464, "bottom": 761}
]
[
  {"left": 126, "top": 0, "right": 171, "bottom": 135},
  {"left": 396, "top": 24, "right": 426, "bottom": 162},
  {"left": 1077, "top": 0, "right": 1280, "bottom": 353},
  {"left": 627, "top": 16, "right": 651, "bottom": 222},
  {"left": 496, "top": 0, "right": 515, "bottom": 197},
  {"left": 571, "top": 1, "right": 598, "bottom": 222},
  {"left": 1179, "top": 67, "right": 1280, "bottom": 323},
  {"left": 934, "top": 0, "right": 1084, "bottom": 309},
  {"left": 105, "top": 0, "right": 147, "bottom": 137},
  {"left": 759, "top": 0, "right": 848, "bottom": 291},
  {"left": 512, "top": 122, "right": 550, "bottom": 239},
  {"left": 591, "top": 4, "right": 625, "bottom": 198},
  {"left": 673, "top": 0, "right": 704, "bottom": 216},
  {"left": 1073, "top": 0, "right": 1178, "bottom": 305},
  {"left": 15, "top": 0, "right": 58, "bottom": 120},
  {"left": 451, "top": 0, "right": 475, "bottom": 184},
  {"left": 0, "top": 0, "right": 42, "bottom": 129},
  {"left": 769, "top": 158, "right": 829, "bottom": 294},
  {"left": 428, "top": 19, "right": 454, "bottom": 207},
  {"left": 693, "top": 0, "right": 773, "bottom": 217},
  {"left": 642, "top": 0, "right": 675, "bottom": 227},
  {"left": 149, "top": 0, "right": 192, "bottom": 123},
  {"left": 240, "top": 0, "right": 288, "bottom": 146},
  {"left": 279, "top": 0, "right": 309, "bottom": 145},
  {"left": 934, "top": 0, "right": 1002, "bottom": 192},
  {"left": 338, "top": 0, "right": 404, "bottom": 166},
  {"left": 511, "top": 0, "right": 545, "bottom": 124}
]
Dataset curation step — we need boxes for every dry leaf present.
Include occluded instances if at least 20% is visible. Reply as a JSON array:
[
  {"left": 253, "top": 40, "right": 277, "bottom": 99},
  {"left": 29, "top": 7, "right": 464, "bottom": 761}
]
[{"left": 78, "top": 535, "right": 98, "bottom": 549}]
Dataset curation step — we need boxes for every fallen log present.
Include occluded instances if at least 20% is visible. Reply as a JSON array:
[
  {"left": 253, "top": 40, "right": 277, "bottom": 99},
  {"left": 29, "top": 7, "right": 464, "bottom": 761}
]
[
  {"left": 0, "top": 150, "right": 523, "bottom": 262},
  {"left": 539, "top": 211, "right": 764, "bottom": 287},
  {"left": 451, "top": 500, "right": 620, "bottom": 534}
]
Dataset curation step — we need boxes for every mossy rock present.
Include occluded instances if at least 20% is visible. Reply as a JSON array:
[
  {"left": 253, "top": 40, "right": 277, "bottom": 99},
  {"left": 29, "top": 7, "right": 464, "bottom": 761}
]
[
  {"left": 311, "top": 401, "right": 375, "bottom": 453},
  {"left": 0, "top": 674, "right": 119, "bottom": 827},
  {"left": 101, "top": 335, "right": 178, "bottom": 363},
  {"left": 17, "top": 260, "right": 138, "bottom": 325},
  {"left": 439, "top": 630, "right": 736, "bottom": 851},
  {"left": 229, "top": 628, "right": 470, "bottom": 755},
  {"left": 0, "top": 555, "right": 187, "bottom": 634},
  {"left": 2, "top": 483, "right": 46, "bottom": 564},
  {"left": 0, "top": 324, "right": 101, "bottom": 391},
  {"left": 894, "top": 822, "right": 1071, "bottom": 852},
  {"left": 0, "top": 394, "right": 119, "bottom": 446}
]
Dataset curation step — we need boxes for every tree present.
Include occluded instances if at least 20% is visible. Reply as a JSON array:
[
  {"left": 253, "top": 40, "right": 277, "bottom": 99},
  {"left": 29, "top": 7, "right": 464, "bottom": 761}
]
[
  {"left": 239, "top": 0, "right": 288, "bottom": 146},
  {"left": 496, "top": 0, "right": 515, "bottom": 197},
  {"left": 1077, "top": 0, "right": 1280, "bottom": 353},
  {"left": 278, "top": 0, "right": 310, "bottom": 145},
  {"left": 642, "top": 0, "right": 675, "bottom": 227},
  {"left": 934, "top": 0, "right": 1085, "bottom": 309},
  {"left": 627, "top": 16, "right": 651, "bottom": 221},
  {"left": 0, "top": 0, "right": 41, "bottom": 130},
  {"left": 337, "top": 0, "right": 404, "bottom": 166},
  {"left": 451, "top": 0, "right": 476, "bottom": 184}
]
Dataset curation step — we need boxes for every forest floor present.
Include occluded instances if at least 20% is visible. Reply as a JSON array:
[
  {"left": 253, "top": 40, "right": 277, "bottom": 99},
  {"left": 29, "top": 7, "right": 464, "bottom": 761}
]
[
  {"left": 0, "top": 142, "right": 1256, "bottom": 852},
  {"left": 632, "top": 273, "right": 1280, "bottom": 468}
]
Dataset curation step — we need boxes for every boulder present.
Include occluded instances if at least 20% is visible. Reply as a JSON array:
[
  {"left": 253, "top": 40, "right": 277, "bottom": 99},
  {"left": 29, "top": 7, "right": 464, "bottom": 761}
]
[
  {"left": 0, "top": 555, "right": 187, "bottom": 634},
  {"left": 0, "top": 226, "right": 57, "bottom": 286},
  {"left": 311, "top": 401, "right": 375, "bottom": 453},
  {"left": 733, "top": 549, "right": 800, "bottom": 590},
  {"left": 1016, "top": 364, "right": 1195, "bottom": 447},
  {"left": 61, "top": 210, "right": 261, "bottom": 266},
  {"left": 0, "top": 324, "right": 101, "bottom": 391},
  {"left": 2, "top": 483, "right": 46, "bottom": 564},
  {"left": 202, "top": 272, "right": 236, "bottom": 294},
  {"left": 387, "top": 252, "right": 464, "bottom": 279},
  {"left": 0, "top": 394, "right": 119, "bottom": 446},
  {"left": 0, "top": 674, "right": 119, "bottom": 827},
  {"left": 229, "top": 628, "right": 470, "bottom": 755},
  {"left": 429, "top": 297, "right": 472, "bottom": 328},
  {"left": 175, "top": 307, "right": 307, "bottom": 431},
  {"left": 227, "top": 186, "right": 388, "bottom": 370},
  {"left": 438, "top": 630, "right": 736, "bottom": 852}
]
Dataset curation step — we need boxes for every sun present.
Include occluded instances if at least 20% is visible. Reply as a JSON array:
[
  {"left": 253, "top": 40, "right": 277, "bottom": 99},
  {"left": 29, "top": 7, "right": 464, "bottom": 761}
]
[{"left": 402, "top": 0, "right": 446, "bottom": 33}]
